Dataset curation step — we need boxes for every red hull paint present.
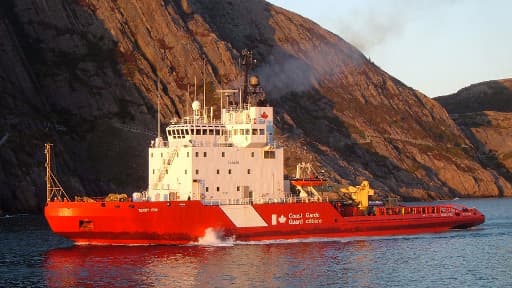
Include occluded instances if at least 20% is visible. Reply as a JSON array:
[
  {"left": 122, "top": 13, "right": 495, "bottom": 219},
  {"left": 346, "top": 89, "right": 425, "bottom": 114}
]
[{"left": 45, "top": 200, "right": 485, "bottom": 245}]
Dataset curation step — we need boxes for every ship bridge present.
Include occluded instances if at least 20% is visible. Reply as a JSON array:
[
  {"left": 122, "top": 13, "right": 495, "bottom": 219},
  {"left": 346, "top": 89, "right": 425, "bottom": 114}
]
[{"left": 164, "top": 104, "right": 275, "bottom": 149}]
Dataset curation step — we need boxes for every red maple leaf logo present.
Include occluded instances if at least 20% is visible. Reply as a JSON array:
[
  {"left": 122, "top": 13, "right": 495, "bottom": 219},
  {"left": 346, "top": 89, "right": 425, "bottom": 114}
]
[{"left": 261, "top": 112, "right": 268, "bottom": 119}]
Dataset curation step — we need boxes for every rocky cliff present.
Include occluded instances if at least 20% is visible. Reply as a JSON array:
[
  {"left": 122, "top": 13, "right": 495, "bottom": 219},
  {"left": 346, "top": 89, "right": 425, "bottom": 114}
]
[
  {"left": 435, "top": 79, "right": 512, "bottom": 194},
  {"left": 1, "top": 0, "right": 509, "bottom": 215}
]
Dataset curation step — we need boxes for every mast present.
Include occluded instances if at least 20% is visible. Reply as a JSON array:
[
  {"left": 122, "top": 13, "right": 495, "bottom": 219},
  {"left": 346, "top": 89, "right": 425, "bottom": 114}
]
[
  {"left": 45, "top": 144, "right": 69, "bottom": 202},
  {"left": 241, "top": 49, "right": 253, "bottom": 105}
]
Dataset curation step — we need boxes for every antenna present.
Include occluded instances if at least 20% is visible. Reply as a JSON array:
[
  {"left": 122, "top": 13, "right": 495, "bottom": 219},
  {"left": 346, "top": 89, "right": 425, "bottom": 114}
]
[
  {"left": 203, "top": 58, "right": 206, "bottom": 122},
  {"left": 157, "top": 74, "right": 161, "bottom": 138}
]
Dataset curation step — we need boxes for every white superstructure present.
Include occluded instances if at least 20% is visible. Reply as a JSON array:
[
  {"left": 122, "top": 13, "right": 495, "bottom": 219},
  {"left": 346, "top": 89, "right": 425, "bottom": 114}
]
[{"left": 146, "top": 97, "right": 285, "bottom": 203}]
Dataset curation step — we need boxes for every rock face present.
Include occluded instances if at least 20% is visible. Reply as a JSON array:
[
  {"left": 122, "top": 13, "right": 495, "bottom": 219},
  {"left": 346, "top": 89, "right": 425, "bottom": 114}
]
[
  {"left": 435, "top": 79, "right": 512, "bottom": 196},
  {"left": 1, "top": 0, "right": 509, "bottom": 214}
]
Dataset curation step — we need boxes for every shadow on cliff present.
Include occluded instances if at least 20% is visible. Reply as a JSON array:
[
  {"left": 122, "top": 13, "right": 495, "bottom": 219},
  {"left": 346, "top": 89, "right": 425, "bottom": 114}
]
[{"left": 0, "top": 0, "right": 159, "bottom": 214}]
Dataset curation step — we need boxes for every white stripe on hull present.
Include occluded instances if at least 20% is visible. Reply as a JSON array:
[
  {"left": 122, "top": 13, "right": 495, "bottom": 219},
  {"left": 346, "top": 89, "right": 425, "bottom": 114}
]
[{"left": 220, "top": 205, "right": 268, "bottom": 227}]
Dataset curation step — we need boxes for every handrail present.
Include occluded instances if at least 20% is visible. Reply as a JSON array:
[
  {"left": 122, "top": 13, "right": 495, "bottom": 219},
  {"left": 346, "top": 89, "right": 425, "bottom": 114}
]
[{"left": 202, "top": 195, "right": 329, "bottom": 206}]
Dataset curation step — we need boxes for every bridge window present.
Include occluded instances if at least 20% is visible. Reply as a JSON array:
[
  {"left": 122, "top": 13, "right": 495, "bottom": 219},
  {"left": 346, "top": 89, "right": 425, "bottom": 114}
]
[
  {"left": 222, "top": 152, "right": 225, "bottom": 157},
  {"left": 195, "top": 169, "right": 199, "bottom": 175},
  {"left": 216, "top": 169, "right": 219, "bottom": 174},
  {"left": 247, "top": 169, "right": 251, "bottom": 174},
  {"left": 206, "top": 187, "right": 209, "bottom": 192},
  {"left": 251, "top": 152, "right": 254, "bottom": 157},
  {"left": 245, "top": 129, "right": 250, "bottom": 135},
  {"left": 252, "top": 129, "right": 258, "bottom": 135},
  {"left": 203, "top": 152, "right": 207, "bottom": 157},
  {"left": 195, "top": 152, "right": 199, "bottom": 157},
  {"left": 216, "top": 187, "right": 220, "bottom": 192},
  {"left": 228, "top": 169, "right": 232, "bottom": 174},
  {"left": 259, "top": 129, "right": 265, "bottom": 135},
  {"left": 264, "top": 151, "right": 275, "bottom": 159}
]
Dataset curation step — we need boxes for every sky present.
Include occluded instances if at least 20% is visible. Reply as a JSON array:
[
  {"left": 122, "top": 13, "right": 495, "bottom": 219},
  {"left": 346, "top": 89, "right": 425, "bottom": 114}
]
[{"left": 267, "top": 0, "right": 512, "bottom": 97}]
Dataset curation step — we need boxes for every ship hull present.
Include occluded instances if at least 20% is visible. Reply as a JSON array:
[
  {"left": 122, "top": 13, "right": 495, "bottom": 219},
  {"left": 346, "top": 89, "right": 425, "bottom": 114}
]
[{"left": 45, "top": 200, "right": 485, "bottom": 245}]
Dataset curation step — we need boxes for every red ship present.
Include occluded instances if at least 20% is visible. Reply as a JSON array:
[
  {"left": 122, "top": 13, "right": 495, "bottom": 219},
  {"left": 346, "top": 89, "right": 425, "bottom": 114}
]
[{"left": 44, "top": 51, "right": 484, "bottom": 245}]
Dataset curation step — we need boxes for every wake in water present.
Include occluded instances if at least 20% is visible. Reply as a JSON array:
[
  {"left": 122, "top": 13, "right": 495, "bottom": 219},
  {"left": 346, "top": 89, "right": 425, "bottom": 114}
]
[{"left": 193, "top": 228, "right": 235, "bottom": 246}]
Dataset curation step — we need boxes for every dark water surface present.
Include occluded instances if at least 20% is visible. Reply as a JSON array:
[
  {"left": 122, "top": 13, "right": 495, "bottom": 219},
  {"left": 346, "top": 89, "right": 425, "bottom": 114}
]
[{"left": 1, "top": 198, "right": 511, "bottom": 287}]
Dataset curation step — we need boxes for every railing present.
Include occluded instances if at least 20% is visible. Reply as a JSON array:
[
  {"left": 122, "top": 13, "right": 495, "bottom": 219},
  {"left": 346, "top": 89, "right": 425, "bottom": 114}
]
[
  {"left": 366, "top": 204, "right": 479, "bottom": 217},
  {"left": 202, "top": 195, "right": 330, "bottom": 206}
]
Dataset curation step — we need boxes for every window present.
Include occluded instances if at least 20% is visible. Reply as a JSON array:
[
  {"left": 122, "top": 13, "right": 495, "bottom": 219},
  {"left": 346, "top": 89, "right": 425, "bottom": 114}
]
[
  {"left": 195, "top": 152, "right": 199, "bottom": 157},
  {"left": 251, "top": 152, "right": 255, "bottom": 157},
  {"left": 187, "top": 152, "right": 190, "bottom": 157},
  {"left": 216, "top": 169, "right": 220, "bottom": 174},
  {"left": 184, "top": 169, "right": 187, "bottom": 175},
  {"left": 151, "top": 153, "right": 153, "bottom": 158},
  {"left": 216, "top": 187, "right": 220, "bottom": 192},
  {"left": 203, "top": 152, "right": 207, "bottom": 157},
  {"left": 264, "top": 151, "right": 276, "bottom": 159},
  {"left": 195, "top": 169, "right": 199, "bottom": 175},
  {"left": 228, "top": 169, "right": 232, "bottom": 174},
  {"left": 245, "top": 129, "right": 250, "bottom": 135},
  {"left": 259, "top": 129, "right": 265, "bottom": 135},
  {"left": 248, "top": 169, "right": 251, "bottom": 174},
  {"left": 237, "top": 186, "right": 240, "bottom": 191},
  {"left": 206, "top": 187, "right": 209, "bottom": 192},
  {"left": 152, "top": 169, "right": 155, "bottom": 175},
  {"left": 160, "top": 153, "right": 163, "bottom": 157},
  {"left": 166, "top": 169, "right": 168, "bottom": 174},
  {"left": 222, "top": 152, "right": 225, "bottom": 157},
  {"left": 252, "top": 129, "right": 258, "bottom": 135}
]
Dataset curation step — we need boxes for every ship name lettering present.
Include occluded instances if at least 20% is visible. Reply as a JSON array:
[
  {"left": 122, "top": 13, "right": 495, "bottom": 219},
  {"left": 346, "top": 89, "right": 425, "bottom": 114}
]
[
  {"left": 306, "top": 212, "right": 320, "bottom": 218},
  {"left": 288, "top": 213, "right": 302, "bottom": 219},
  {"left": 228, "top": 160, "right": 240, "bottom": 165},
  {"left": 138, "top": 208, "right": 149, "bottom": 213}
]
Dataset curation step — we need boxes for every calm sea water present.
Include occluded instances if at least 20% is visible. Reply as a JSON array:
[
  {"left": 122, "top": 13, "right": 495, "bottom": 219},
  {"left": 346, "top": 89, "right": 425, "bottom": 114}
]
[{"left": 1, "top": 198, "right": 511, "bottom": 288}]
